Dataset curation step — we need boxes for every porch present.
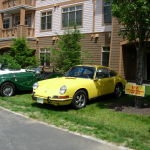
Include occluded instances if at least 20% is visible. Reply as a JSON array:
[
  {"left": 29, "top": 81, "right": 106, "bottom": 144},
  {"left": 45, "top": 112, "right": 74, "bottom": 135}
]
[
  {"left": 1, "top": 0, "right": 36, "bottom": 10},
  {"left": 121, "top": 42, "right": 150, "bottom": 82},
  {"left": 0, "top": 26, "right": 34, "bottom": 38}
]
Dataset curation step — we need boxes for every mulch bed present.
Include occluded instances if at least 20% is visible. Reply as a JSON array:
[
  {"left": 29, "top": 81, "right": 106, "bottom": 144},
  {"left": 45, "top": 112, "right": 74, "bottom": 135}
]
[
  {"left": 109, "top": 99, "right": 150, "bottom": 116},
  {"left": 121, "top": 107, "right": 150, "bottom": 115}
]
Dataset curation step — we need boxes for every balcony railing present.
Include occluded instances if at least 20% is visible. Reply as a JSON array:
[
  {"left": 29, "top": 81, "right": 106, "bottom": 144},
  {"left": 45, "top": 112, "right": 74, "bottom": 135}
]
[
  {"left": 2, "top": 0, "right": 35, "bottom": 10},
  {"left": 1, "top": 27, "right": 17, "bottom": 38},
  {"left": 0, "top": 26, "right": 35, "bottom": 38},
  {"left": 26, "top": 27, "right": 34, "bottom": 37}
]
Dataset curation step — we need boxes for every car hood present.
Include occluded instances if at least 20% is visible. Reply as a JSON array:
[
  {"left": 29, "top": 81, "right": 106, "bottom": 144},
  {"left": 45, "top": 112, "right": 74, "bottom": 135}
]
[
  {"left": 34, "top": 77, "right": 93, "bottom": 98},
  {"left": 38, "top": 77, "right": 92, "bottom": 89}
]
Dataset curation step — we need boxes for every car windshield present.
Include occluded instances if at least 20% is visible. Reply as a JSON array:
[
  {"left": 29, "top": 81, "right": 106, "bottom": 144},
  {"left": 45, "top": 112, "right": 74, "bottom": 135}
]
[{"left": 65, "top": 66, "right": 95, "bottom": 79}]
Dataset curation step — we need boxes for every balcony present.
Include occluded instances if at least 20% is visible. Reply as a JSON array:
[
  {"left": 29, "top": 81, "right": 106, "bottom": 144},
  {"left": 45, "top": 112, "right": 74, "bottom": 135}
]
[
  {"left": 1, "top": 0, "right": 36, "bottom": 10},
  {"left": 1, "top": 27, "right": 17, "bottom": 38},
  {"left": 0, "top": 26, "right": 35, "bottom": 39}
]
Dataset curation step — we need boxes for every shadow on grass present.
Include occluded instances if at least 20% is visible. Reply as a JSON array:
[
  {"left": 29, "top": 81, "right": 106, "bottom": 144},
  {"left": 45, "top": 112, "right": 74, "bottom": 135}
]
[
  {"left": 16, "top": 90, "right": 32, "bottom": 95},
  {"left": 32, "top": 102, "right": 72, "bottom": 112},
  {"left": 31, "top": 94, "right": 150, "bottom": 113},
  {"left": 89, "top": 94, "right": 150, "bottom": 110}
]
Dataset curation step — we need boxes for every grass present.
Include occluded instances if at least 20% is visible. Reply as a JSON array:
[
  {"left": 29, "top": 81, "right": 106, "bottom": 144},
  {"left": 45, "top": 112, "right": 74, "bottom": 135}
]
[
  {"left": 145, "top": 85, "right": 150, "bottom": 95},
  {"left": 0, "top": 91, "right": 150, "bottom": 150}
]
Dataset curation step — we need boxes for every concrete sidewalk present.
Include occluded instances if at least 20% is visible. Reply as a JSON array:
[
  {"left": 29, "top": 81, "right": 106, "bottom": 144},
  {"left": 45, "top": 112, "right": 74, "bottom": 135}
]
[{"left": 0, "top": 108, "right": 129, "bottom": 150}]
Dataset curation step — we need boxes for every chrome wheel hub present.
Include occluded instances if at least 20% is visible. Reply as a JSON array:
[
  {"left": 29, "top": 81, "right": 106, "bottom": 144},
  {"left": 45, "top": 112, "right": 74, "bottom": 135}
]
[
  {"left": 3, "top": 86, "right": 13, "bottom": 96},
  {"left": 75, "top": 94, "right": 86, "bottom": 107}
]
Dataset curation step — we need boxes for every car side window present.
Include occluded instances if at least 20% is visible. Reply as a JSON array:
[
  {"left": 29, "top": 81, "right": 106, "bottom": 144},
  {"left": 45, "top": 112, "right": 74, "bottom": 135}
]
[
  {"left": 96, "top": 68, "right": 109, "bottom": 79},
  {"left": 83, "top": 69, "right": 94, "bottom": 78},
  {"left": 109, "top": 70, "right": 117, "bottom": 77}
]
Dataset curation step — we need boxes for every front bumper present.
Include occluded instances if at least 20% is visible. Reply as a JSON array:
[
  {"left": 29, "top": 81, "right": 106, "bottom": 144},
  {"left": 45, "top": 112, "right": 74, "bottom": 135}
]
[{"left": 32, "top": 94, "right": 72, "bottom": 106}]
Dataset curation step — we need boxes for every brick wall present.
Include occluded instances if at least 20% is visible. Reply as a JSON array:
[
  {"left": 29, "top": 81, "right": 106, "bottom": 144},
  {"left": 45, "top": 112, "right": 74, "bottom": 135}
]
[
  {"left": 37, "top": 33, "right": 107, "bottom": 65},
  {"left": 109, "top": 17, "right": 123, "bottom": 74}
]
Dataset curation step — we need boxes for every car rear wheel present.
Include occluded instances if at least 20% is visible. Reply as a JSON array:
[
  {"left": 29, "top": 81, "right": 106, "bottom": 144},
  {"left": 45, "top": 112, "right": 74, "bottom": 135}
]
[
  {"left": 72, "top": 90, "right": 87, "bottom": 109},
  {"left": 0, "top": 82, "right": 15, "bottom": 96},
  {"left": 114, "top": 84, "right": 123, "bottom": 98}
]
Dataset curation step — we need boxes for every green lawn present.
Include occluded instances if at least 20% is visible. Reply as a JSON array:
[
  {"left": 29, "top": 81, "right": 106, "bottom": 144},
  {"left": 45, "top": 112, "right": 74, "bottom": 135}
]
[
  {"left": 0, "top": 92, "right": 150, "bottom": 150},
  {"left": 145, "top": 85, "right": 150, "bottom": 95}
]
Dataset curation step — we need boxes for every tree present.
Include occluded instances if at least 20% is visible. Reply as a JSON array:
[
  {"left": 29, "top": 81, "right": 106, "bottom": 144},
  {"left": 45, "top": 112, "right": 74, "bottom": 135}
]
[
  {"left": 108, "top": 0, "right": 150, "bottom": 107},
  {"left": 0, "top": 53, "right": 21, "bottom": 69},
  {"left": 51, "top": 28, "right": 82, "bottom": 72},
  {"left": 9, "top": 38, "right": 37, "bottom": 68}
]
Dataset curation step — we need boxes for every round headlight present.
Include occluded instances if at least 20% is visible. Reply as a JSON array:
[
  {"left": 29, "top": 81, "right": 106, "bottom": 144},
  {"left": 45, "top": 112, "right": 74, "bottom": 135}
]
[
  {"left": 33, "top": 82, "right": 39, "bottom": 90},
  {"left": 59, "top": 85, "right": 67, "bottom": 94}
]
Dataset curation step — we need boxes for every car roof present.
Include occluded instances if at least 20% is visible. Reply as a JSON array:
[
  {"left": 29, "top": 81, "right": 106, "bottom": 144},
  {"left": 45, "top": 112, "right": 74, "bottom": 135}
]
[
  {"left": 76, "top": 64, "right": 109, "bottom": 69},
  {"left": 75, "top": 65, "right": 117, "bottom": 73}
]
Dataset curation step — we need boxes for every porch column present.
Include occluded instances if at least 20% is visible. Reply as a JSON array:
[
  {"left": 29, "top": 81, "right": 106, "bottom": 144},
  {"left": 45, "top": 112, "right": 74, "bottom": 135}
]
[
  {"left": 20, "top": 8, "right": 25, "bottom": 25},
  {"left": 21, "top": 0, "right": 25, "bottom": 5},
  {"left": 17, "top": 8, "right": 26, "bottom": 38},
  {"left": 0, "top": 13, "right": 4, "bottom": 29},
  {"left": 0, "top": 13, "right": 4, "bottom": 38}
]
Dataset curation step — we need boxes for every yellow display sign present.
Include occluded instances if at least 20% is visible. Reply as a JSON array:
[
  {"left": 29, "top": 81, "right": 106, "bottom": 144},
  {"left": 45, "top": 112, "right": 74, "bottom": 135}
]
[{"left": 125, "top": 83, "right": 145, "bottom": 97}]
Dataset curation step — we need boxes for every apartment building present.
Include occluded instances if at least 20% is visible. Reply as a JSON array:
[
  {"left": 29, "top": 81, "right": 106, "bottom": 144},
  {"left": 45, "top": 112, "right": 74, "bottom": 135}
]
[{"left": 0, "top": 0, "right": 149, "bottom": 80}]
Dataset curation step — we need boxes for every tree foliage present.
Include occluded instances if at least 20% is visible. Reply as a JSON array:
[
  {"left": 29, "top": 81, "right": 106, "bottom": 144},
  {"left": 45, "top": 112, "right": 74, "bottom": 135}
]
[
  {"left": 110, "top": 0, "right": 150, "bottom": 42},
  {"left": 9, "top": 38, "right": 37, "bottom": 68},
  {"left": 108, "top": 0, "right": 150, "bottom": 107},
  {"left": 51, "top": 28, "right": 82, "bottom": 72},
  {"left": 0, "top": 53, "right": 21, "bottom": 69}
]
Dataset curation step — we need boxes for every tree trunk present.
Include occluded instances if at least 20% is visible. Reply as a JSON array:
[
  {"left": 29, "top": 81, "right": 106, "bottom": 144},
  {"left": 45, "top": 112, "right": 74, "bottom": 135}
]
[{"left": 135, "top": 41, "right": 145, "bottom": 108}]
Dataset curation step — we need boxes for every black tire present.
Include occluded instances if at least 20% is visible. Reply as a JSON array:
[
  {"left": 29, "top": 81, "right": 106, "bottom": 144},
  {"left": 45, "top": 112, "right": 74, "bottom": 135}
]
[
  {"left": 72, "top": 90, "right": 87, "bottom": 109},
  {"left": 114, "top": 84, "right": 123, "bottom": 98},
  {"left": 0, "top": 82, "right": 15, "bottom": 96}
]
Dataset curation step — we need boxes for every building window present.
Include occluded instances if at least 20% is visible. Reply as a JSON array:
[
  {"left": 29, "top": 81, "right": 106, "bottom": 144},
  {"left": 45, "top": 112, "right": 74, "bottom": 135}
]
[
  {"left": 25, "top": 14, "right": 32, "bottom": 27},
  {"left": 40, "top": 48, "right": 50, "bottom": 66},
  {"left": 13, "top": 16, "right": 20, "bottom": 27},
  {"left": 104, "top": 2, "right": 112, "bottom": 24},
  {"left": 41, "top": 11, "right": 52, "bottom": 30},
  {"left": 62, "top": 5, "right": 83, "bottom": 27},
  {"left": 3, "top": 18, "right": 10, "bottom": 29},
  {"left": 102, "top": 47, "right": 110, "bottom": 67}
]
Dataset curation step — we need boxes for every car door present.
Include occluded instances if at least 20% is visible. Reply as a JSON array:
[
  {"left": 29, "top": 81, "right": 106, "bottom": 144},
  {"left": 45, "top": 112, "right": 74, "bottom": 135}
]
[
  {"left": 94, "top": 68, "right": 115, "bottom": 96},
  {"left": 14, "top": 72, "right": 37, "bottom": 90}
]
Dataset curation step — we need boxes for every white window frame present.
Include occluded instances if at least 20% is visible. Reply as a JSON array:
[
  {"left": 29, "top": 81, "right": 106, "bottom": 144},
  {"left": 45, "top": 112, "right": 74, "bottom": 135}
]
[
  {"left": 40, "top": 48, "right": 51, "bottom": 67},
  {"left": 62, "top": 5, "right": 83, "bottom": 28},
  {"left": 103, "top": 2, "right": 112, "bottom": 24},
  {"left": 40, "top": 11, "right": 52, "bottom": 30}
]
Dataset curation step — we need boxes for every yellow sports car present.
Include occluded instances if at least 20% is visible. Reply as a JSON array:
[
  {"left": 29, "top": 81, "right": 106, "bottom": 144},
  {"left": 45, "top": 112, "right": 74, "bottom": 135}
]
[{"left": 32, "top": 65, "right": 126, "bottom": 109}]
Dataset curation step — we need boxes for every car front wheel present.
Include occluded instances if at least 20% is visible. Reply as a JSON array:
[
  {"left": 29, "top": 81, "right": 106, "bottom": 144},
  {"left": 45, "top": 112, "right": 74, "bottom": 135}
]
[
  {"left": 72, "top": 90, "right": 87, "bottom": 109},
  {"left": 0, "top": 82, "right": 15, "bottom": 96},
  {"left": 114, "top": 84, "right": 123, "bottom": 98}
]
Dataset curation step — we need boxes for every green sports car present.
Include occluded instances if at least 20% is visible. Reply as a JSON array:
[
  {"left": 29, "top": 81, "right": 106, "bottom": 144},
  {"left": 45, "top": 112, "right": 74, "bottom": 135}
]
[
  {"left": 0, "top": 66, "right": 62, "bottom": 96},
  {"left": 0, "top": 71, "right": 40, "bottom": 96}
]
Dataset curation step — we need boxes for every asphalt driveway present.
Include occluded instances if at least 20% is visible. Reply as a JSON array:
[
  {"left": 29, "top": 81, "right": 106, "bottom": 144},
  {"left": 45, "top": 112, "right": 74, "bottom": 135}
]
[{"left": 0, "top": 108, "right": 129, "bottom": 150}]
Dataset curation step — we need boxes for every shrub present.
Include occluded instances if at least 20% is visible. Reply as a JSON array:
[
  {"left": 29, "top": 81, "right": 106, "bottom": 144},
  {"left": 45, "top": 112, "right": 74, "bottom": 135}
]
[
  {"left": 51, "top": 28, "right": 82, "bottom": 72},
  {"left": 9, "top": 38, "right": 37, "bottom": 68},
  {"left": 0, "top": 53, "right": 21, "bottom": 69}
]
